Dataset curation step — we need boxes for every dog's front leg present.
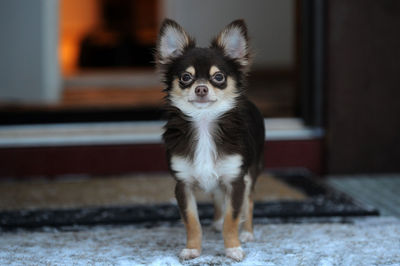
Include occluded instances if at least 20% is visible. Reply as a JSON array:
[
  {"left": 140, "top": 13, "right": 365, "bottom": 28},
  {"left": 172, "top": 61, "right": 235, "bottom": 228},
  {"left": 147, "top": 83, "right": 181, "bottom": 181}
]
[
  {"left": 175, "top": 181, "right": 202, "bottom": 260},
  {"left": 223, "top": 177, "right": 245, "bottom": 261}
]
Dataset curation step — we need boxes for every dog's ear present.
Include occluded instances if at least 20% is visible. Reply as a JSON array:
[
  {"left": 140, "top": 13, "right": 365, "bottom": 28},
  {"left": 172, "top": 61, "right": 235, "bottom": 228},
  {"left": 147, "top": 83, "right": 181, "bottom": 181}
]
[
  {"left": 156, "top": 19, "right": 194, "bottom": 65},
  {"left": 211, "top": 19, "right": 250, "bottom": 69}
]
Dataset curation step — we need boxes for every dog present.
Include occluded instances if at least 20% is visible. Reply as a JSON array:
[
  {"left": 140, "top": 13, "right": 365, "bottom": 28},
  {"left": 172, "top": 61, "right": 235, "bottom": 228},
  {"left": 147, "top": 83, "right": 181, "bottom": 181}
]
[{"left": 156, "top": 19, "right": 265, "bottom": 261}]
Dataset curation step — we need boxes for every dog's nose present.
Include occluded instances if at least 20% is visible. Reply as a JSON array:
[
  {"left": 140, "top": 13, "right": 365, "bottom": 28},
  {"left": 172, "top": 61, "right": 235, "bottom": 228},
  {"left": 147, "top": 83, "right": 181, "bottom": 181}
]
[{"left": 195, "top": 85, "right": 208, "bottom": 97}]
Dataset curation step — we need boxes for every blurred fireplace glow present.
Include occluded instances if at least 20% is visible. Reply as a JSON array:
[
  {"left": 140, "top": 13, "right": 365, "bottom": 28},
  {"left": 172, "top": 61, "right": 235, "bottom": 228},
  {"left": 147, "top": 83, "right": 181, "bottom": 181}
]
[
  {"left": 59, "top": 0, "right": 100, "bottom": 75},
  {"left": 60, "top": 35, "right": 79, "bottom": 75},
  {"left": 59, "top": 0, "right": 158, "bottom": 75}
]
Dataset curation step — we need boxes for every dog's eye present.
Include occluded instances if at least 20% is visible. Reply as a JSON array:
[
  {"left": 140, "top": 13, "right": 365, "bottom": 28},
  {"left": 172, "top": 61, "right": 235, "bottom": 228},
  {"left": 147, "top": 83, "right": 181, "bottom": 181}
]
[
  {"left": 180, "top": 72, "right": 193, "bottom": 84},
  {"left": 212, "top": 72, "right": 225, "bottom": 84}
]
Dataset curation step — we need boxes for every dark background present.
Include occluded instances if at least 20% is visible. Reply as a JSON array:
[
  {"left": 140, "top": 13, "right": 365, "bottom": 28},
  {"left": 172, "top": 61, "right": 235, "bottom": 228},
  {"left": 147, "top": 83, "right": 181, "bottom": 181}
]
[{"left": 325, "top": 0, "right": 400, "bottom": 174}]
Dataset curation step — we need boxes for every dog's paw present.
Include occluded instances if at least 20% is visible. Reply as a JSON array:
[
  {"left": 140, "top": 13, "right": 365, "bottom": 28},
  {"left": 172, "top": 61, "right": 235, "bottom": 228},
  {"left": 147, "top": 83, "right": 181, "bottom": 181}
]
[
  {"left": 211, "top": 218, "right": 223, "bottom": 232},
  {"left": 225, "top": 246, "right": 245, "bottom": 261},
  {"left": 239, "top": 231, "right": 254, "bottom": 242},
  {"left": 179, "top": 248, "right": 201, "bottom": 260}
]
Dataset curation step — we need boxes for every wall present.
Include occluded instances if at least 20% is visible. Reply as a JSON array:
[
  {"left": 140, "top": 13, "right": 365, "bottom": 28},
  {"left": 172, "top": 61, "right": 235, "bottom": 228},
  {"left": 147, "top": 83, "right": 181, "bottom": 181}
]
[
  {"left": 0, "top": 0, "right": 60, "bottom": 103},
  {"left": 162, "top": 0, "right": 295, "bottom": 69},
  {"left": 326, "top": 0, "right": 400, "bottom": 173}
]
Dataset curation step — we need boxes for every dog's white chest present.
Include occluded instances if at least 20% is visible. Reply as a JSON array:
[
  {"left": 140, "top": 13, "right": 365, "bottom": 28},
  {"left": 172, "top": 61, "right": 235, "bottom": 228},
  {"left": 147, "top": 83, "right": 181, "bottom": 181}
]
[
  {"left": 171, "top": 116, "right": 242, "bottom": 192},
  {"left": 171, "top": 154, "right": 242, "bottom": 192}
]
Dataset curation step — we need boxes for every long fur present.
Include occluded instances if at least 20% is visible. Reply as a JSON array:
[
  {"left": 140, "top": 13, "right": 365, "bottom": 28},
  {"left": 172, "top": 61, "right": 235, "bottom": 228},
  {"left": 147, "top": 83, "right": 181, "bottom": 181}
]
[{"left": 156, "top": 18, "right": 265, "bottom": 261}]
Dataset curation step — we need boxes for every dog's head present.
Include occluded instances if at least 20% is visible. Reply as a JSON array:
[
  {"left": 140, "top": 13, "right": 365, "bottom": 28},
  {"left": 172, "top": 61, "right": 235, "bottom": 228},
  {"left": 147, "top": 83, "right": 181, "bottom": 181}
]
[{"left": 156, "top": 19, "right": 251, "bottom": 118}]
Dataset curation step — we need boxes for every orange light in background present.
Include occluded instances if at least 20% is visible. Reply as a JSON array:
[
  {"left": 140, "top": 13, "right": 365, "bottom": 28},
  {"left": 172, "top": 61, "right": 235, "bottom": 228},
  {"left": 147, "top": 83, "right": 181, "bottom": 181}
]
[
  {"left": 60, "top": 36, "right": 79, "bottom": 76},
  {"left": 59, "top": 0, "right": 100, "bottom": 76}
]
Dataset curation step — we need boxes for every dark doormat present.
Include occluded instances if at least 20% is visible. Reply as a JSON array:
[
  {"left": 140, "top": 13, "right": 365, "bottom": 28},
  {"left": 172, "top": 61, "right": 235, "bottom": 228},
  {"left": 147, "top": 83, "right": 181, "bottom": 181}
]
[{"left": 0, "top": 173, "right": 379, "bottom": 229}]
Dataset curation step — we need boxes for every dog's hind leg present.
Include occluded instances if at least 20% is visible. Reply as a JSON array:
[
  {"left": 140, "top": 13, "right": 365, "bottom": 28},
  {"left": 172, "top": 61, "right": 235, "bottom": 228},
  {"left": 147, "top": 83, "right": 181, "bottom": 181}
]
[
  {"left": 211, "top": 187, "right": 225, "bottom": 231},
  {"left": 240, "top": 174, "right": 255, "bottom": 242}
]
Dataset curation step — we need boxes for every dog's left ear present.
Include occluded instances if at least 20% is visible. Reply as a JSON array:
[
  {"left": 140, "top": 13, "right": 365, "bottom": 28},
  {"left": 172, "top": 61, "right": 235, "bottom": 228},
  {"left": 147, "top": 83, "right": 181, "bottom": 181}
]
[{"left": 212, "top": 19, "right": 250, "bottom": 69}]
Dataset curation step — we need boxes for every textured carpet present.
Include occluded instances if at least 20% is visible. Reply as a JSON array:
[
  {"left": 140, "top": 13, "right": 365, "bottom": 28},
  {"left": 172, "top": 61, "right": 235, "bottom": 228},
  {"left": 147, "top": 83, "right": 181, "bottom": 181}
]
[{"left": 1, "top": 217, "right": 399, "bottom": 265}]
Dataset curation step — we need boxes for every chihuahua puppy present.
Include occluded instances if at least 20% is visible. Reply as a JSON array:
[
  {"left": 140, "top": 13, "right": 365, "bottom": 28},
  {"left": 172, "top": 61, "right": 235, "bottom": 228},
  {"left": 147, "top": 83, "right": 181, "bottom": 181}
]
[{"left": 156, "top": 19, "right": 265, "bottom": 261}]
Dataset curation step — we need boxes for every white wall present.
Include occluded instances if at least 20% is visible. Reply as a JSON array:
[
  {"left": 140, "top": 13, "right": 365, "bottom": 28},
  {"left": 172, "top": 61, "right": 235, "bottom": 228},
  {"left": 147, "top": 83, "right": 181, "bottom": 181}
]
[
  {"left": 162, "top": 0, "right": 294, "bottom": 69},
  {"left": 0, "top": 0, "right": 61, "bottom": 103}
]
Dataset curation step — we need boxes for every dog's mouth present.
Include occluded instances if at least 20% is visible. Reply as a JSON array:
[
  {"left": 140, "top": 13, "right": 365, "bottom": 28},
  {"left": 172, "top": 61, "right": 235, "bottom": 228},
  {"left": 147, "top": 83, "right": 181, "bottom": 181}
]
[
  {"left": 188, "top": 98, "right": 217, "bottom": 104},
  {"left": 188, "top": 97, "right": 217, "bottom": 109}
]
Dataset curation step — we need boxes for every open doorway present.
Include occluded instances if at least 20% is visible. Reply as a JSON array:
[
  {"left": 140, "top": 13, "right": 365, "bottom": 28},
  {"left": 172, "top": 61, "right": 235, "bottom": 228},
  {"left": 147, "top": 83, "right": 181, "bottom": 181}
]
[
  {"left": 0, "top": 0, "right": 324, "bottom": 175},
  {"left": 1, "top": 0, "right": 300, "bottom": 124}
]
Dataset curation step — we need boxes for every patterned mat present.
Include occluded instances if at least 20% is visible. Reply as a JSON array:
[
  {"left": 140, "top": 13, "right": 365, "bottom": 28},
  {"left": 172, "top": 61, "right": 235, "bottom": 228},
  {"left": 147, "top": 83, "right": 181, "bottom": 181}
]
[{"left": 0, "top": 173, "right": 378, "bottom": 228}]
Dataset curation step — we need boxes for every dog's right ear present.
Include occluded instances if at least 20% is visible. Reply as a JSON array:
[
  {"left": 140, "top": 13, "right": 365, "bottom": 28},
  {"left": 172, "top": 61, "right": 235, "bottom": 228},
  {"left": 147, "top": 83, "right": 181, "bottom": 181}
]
[{"left": 156, "top": 19, "right": 194, "bottom": 65}]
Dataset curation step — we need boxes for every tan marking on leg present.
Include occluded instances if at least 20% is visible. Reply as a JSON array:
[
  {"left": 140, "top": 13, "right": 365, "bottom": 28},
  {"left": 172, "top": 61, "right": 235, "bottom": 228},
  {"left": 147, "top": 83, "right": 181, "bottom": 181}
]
[
  {"left": 223, "top": 179, "right": 247, "bottom": 261},
  {"left": 242, "top": 196, "right": 254, "bottom": 233},
  {"left": 178, "top": 185, "right": 202, "bottom": 260},
  {"left": 223, "top": 203, "right": 245, "bottom": 261},
  {"left": 242, "top": 175, "right": 253, "bottom": 234},
  {"left": 239, "top": 195, "right": 254, "bottom": 243},
  {"left": 184, "top": 210, "right": 202, "bottom": 250},
  {"left": 184, "top": 188, "right": 202, "bottom": 251},
  {"left": 223, "top": 204, "right": 241, "bottom": 248},
  {"left": 240, "top": 174, "right": 255, "bottom": 242}
]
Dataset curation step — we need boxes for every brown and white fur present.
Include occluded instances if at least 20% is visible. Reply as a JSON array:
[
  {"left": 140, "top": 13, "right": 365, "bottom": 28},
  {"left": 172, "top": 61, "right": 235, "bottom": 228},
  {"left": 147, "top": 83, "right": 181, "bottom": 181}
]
[{"left": 156, "top": 19, "right": 265, "bottom": 261}]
